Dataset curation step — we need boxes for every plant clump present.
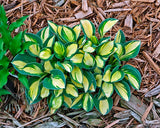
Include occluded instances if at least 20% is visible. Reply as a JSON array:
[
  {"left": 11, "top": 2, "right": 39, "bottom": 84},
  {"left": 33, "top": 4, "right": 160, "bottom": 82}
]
[{"left": 12, "top": 18, "right": 141, "bottom": 115}]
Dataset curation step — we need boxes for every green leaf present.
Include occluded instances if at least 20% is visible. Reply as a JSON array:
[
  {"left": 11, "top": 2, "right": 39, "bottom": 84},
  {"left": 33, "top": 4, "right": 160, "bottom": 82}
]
[
  {"left": 90, "top": 35, "right": 99, "bottom": 45},
  {"left": 40, "top": 87, "right": 50, "bottom": 98},
  {"left": 114, "top": 81, "right": 131, "bottom": 101},
  {"left": 12, "top": 53, "right": 36, "bottom": 74},
  {"left": 0, "top": 67, "right": 9, "bottom": 88},
  {"left": 97, "top": 41, "right": 115, "bottom": 57},
  {"left": 115, "top": 43, "right": 124, "bottom": 57},
  {"left": 9, "top": 15, "right": 28, "bottom": 32},
  {"left": 98, "top": 18, "right": 118, "bottom": 38},
  {"left": 83, "top": 52, "right": 95, "bottom": 69},
  {"left": 28, "top": 77, "right": 41, "bottom": 103},
  {"left": 0, "top": 56, "right": 10, "bottom": 68},
  {"left": 120, "top": 40, "right": 141, "bottom": 61},
  {"left": 24, "top": 33, "right": 42, "bottom": 46},
  {"left": 71, "top": 66, "right": 83, "bottom": 84},
  {"left": 83, "top": 93, "right": 94, "bottom": 112},
  {"left": 66, "top": 43, "right": 78, "bottom": 58},
  {"left": 71, "top": 93, "right": 84, "bottom": 109},
  {"left": 18, "top": 74, "right": 29, "bottom": 89},
  {"left": 0, "top": 5, "right": 8, "bottom": 25},
  {"left": 22, "top": 62, "right": 44, "bottom": 76},
  {"left": 94, "top": 96, "right": 113, "bottom": 115},
  {"left": 9, "top": 31, "right": 22, "bottom": 56},
  {"left": 49, "top": 95, "right": 63, "bottom": 110},
  {"left": 43, "top": 69, "right": 66, "bottom": 89},
  {"left": 53, "top": 41, "right": 66, "bottom": 59},
  {"left": 73, "top": 24, "right": 81, "bottom": 39},
  {"left": 57, "top": 61, "right": 73, "bottom": 73},
  {"left": 71, "top": 78, "right": 83, "bottom": 88},
  {"left": 54, "top": 89, "right": 63, "bottom": 97},
  {"left": 0, "top": 88, "right": 11, "bottom": 97},
  {"left": 77, "top": 35, "right": 86, "bottom": 48},
  {"left": 95, "top": 74, "right": 102, "bottom": 87},
  {"left": 102, "top": 82, "right": 114, "bottom": 98},
  {"left": 103, "top": 65, "right": 111, "bottom": 82},
  {"left": 39, "top": 48, "right": 52, "bottom": 60},
  {"left": 61, "top": 26, "right": 76, "bottom": 42},
  {"left": 65, "top": 84, "right": 78, "bottom": 97},
  {"left": 43, "top": 35, "right": 55, "bottom": 48},
  {"left": 64, "top": 95, "right": 72, "bottom": 108},
  {"left": 80, "top": 19, "right": 95, "bottom": 38},
  {"left": 121, "top": 65, "right": 141, "bottom": 90},
  {"left": 114, "top": 30, "right": 125, "bottom": 44}
]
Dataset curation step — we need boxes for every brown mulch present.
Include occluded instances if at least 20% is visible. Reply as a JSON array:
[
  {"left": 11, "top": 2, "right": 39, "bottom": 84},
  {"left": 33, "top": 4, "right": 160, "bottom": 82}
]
[{"left": 0, "top": 0, "right": 160, "bottom": 127}]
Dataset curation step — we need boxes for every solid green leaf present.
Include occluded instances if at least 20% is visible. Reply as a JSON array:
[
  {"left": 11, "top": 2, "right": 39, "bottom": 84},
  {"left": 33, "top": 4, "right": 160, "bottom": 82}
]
[
  {"left": 18, "top": 74, "right": 29, "bottom": 89},
  {"left": 0, "top": 67, "right": 9, "bottom": 88},
  {"left": 0, "top": 88, "right": 11, "bottom": 97}
]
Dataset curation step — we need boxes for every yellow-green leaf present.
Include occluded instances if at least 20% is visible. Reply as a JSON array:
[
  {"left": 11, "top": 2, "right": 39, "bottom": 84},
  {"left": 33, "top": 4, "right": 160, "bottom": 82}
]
[
  {"left": 99, "top": 99, "right": 109, "bottom": 115},
  {"left": 95, "top": 74, "right": 102, "bottom": 87},
  {"left": 71, "top": 93, "right": 83, "bottom": 108},
  {"left": 54, "top": 89, "right": 63, "bottom": 97},
  {"left": 98, "top": 41, "right": 114, "bottom": 57},
  {"left": 54, "top": 41, "right": 66, "bottom": 59},
  {"left": 80, "top": 19, "right": 95, "bottom": 38},
  {"left": 40, "top": 87, "right": 50, "bottom": 98},
  {"left": 83, "top": 52, "right": 95, "bottom": 68},
  {"left": 83, "top": 75, "right": 90, "bottom": 92},
  {"left": 40, "top": 27, "right": 50, "bottom": 43},
  {"left": 102, "top": 82, "right": 113, "bottom": 98},
  {"left": 98, "top": 18, "right": 118, "bottom": 38},
  {"left": 71, "top": 78, "right": 83, "bottom": 88},
  {"left": 103, "top": 65, "right": 111, "bottom": 82},
  {"left": 44, "top": 61, "right": 53, "bottom": 73},
  {"left": 39, "top": 48, "right": 52, "bottom": 60},
  {"left": 66, "top": 43, "right": 78, "bottom": 58},
  {"left": 71, "top": 66, "right": 83, "bottom": 84},
  {"left": 64, "top": 95, "right": 72, "bottom": 108},
  {"left": 83, "top": 93, "right": 94, "bottom": 112},
  {"left": 12, "top": 61, "right": 27, "bottom": 70},
  {"left": 114, "top": 81, "right": 131, "bottom": 101},
  {"left": 48, "top": 21, "right": 57, "bottom": 33},
  {"left": 73, "top": 24, "right": 81, "bottom": 39},
  {"left": 111, "top": 70, "right": 124, "bottom": 82},
  {"left": 28, "top": 44, "right": 40, "bottom": 56},
  {"left": 66, "top": 84, "right": 78, "bottom": 97},
  {"left": 114, "top": 30, "right": 125, "bottom": 44},
  {"left": 95, "top": 55, "right": 105, "bottom": 68},
  {"left": 62, "top": 26, "right": 76, "bottom": 42},
  {"left": 83, "top": 40, "right": 95, "bottom": 53},
  {"left": 50, "top": 95, "right": 63, "bottom": 109},
  {"left": 51, "top": 77, "right": 65, "bottom": 89},
  {"left": 70, "top": 53, "right": 84, "bottom": 64}
]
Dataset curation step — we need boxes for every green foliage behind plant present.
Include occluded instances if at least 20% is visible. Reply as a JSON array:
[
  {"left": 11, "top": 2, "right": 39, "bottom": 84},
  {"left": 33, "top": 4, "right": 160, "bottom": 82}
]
[
  {"left": 12, "top": 18, "right": 141, "bottom": 115},
  {"left": 0, "top": 5, "right": 28, "bottom": 100}
]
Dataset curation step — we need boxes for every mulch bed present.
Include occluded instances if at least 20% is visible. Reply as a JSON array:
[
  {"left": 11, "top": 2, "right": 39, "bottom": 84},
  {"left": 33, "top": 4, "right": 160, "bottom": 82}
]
[{"left": 0, "top": 0, "right": 160, "bottom": 127}]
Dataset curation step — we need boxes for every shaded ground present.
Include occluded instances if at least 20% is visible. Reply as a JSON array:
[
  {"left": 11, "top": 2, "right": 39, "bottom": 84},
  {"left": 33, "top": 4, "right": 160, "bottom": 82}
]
[{"left": 0, "top": 0, "right": 160, "bottom": 127}]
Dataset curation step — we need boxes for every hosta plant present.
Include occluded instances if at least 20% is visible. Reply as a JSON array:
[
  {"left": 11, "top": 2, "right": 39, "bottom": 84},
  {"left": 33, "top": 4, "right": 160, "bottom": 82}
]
[
  {"left": 0, "top": 5, "right": 28, "bottom": 101},
  {"left": 12, "top": 18, "right": 141, "bottom": 115}
]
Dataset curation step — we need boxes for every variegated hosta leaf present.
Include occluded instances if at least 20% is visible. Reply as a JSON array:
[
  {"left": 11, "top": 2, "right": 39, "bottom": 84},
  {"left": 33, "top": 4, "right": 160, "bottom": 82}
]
[
  {"left": 37, "top": 27, "right": 51, "bottom": 44},
  {"left": 103, "top": 65, "right": 111, "bottom": 82},
  {"left": 98, "top": 18, "right": 118, "bottom": 38},
  {"left": 66, "top": 84, "right": 78, "bottom": 97},
  {"left": 114, "top": 30, "right": 125, "bottom": 44},
  {"left": 77, "top": 35, "right": 86, "bottom": 48},
  {"left": 48, "top": 21, "right": 57, "bottom": 34},
  {"left": 83, "top": 52, "right": 95, "bottom": 69},
  {"left": 64, "top": 95, "right": 72, "bottom": 108},
  {"left": 24, "top": 33, "right": 43, "bottom": 46},
  {"left": 114, "top": 81, "right": 131, "bottom": 101},
  {"left": 58, "top": 61, "right": 73, "bottom": 72},
  {"left": 54, "top": 41, "right": 66, "bottom": 59},
  {"left": 54, "top": 89, "right": 63, "bottom": 97},
  {"left": 28, "top": 77, "right": 41, "bottom": 103},
  {"left": 115, "top": 43, "right": 124, "bottom": 57},
  {"left": 110, "top": 67, "right": 124, "bottom": 82},
  {"left": 97, "top": 41, "right": 115, "bottom": 57},
  {"left": 94, "top": 67, "right": 102, "bottom": 74},
  {"left": 28, "top": 43, "right": 41, "bottom": 57},
  {"left": 71, "top": 66, "right": 83, "bottom": 84},
  {"left": 43, "top": 69, "right": 66, "bottom": 89},
  {"left": 82, "top": 73, "right": 91, "bottom": 93},
  {"left": 95, "top": 55, "right": 105, "bottom": 68},
  {"left": 83, "top": 40, "right": 95, "bottom": 53},
  {"left": 61, "top": 26, "right": 76, "bottom": 42},
  {"left": 44, "top": 35, "right": 55, "bottom": 48},
  {"left": 82, "top": 93, "right": 94, "bottom": 112},
  {"left": 90, "top": 35, "right": 99, "bottom": 45},
  {"left": 43, "top": 61, "right": 54, "bottom": 73},
  {"left": 66, "top": 43, "right": 78, "bottom": 58},
  {"left": 95, "top": 74, "right": 102, "bottom": 87},
  {"left": 49, "top": 95, "right": 63, "bottom": 110},
  {"left": 73, "top": 24, "right": 81, "bottom": 39},
  {"left": 12, "top": 53, "right": 36, "bottom": 74},
  {"left": 80, "top": 19, "right": 95, "bottom": 38},
  {"left": 94, "top": 96, "right": 113, "bottom": 115},
  {"left": 71, "top": 93, "right": 84, "bottom": 109},
  {"left": 120, "top": 40, "right": 141, "bottom": 61},
  {"left": 71, "top": 78, "right": 83, "bottom": 88},
  {"left": 89, "top": 76, "right": 97, "bottom": 92},
  {"left": 39, "top": 48, "right": 52, "bottom": 60},
  {"left": 121, "top": 65, "right": 141, "bottom": 90},
  {"left": 57, "top": 25, "right": 66, "bottom": 43},
  {"left": 102, "top": 82, "right": 114, "bottom": 98},
  {"left": 70, "top": 53, "right": 84, "bottom": 65},
  {"left": 40, "top": 87, "right": 50, "bottom": 98},
  {"left": 22, "top": 62, "right": 44, "bottom": 76}
]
